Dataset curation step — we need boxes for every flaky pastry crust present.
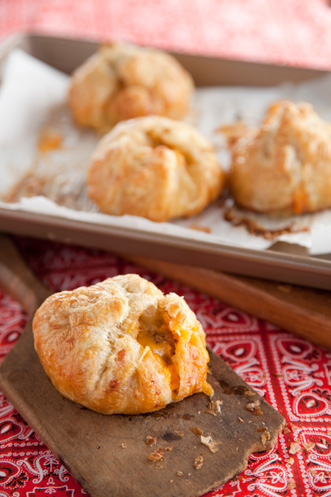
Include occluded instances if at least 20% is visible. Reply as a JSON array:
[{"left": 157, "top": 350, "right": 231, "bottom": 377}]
[
  {"left": 68, "top": 42, "right": 194, "bottom": 133},
  {"left": 33, "top": 274, "right": 213, "bottom": 415},
  {"left": 222, "top": 100, "right": 331, "bottom": 214},
  {"left": 87, "top": 116, "right": 224, "bottom": 221}
]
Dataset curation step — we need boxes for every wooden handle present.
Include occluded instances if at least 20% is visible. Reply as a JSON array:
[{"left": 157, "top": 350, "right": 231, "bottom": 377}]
[
  {"left": 127, "top": 255, "right": 331, "bottom": 350},
  {"left": 0, "top": 235, "right": 51, "bottom": 316},
  {"left": 0, "top": 233, "right": 330, "bottom": 350}
]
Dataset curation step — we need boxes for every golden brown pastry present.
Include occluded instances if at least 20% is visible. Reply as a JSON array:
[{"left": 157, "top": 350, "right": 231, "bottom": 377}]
[
  {"left": 87, "top": 115, "right": 224, "bottom": 221},
  {"left": 68, "top": 42, "right": 194, "bottom": 133},
  {"left": 222, "top": 100, "right": 331, "bottom": 214},
  {"left": 33, "top": 274, "right": 213, "bottom": 415}
]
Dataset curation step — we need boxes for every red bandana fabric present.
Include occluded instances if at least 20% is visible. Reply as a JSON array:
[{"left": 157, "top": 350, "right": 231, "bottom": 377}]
[
  {"left": 1, "top": 0, "right": 331, "bottom": 69},
  {"left": 0, "top": 237, "right": 330, "bottom": 497}
]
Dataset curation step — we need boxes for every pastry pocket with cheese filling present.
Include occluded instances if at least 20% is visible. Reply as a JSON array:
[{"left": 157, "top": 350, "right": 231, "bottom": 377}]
[
  {"left": 87, "top": 116, "right": 225, "bottom": 221},
  {"left": 33, "top": 274, "right": 213, "bottom": 415},
  {"left": 222, "top": 100, "right": 331, "bottom": 215},
  {"left": 68, "top": 42, "right": 194, "bottom": 133}
]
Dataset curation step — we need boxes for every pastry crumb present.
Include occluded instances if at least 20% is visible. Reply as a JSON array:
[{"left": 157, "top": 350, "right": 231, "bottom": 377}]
[
  {"left": 238, "top": 417, "right": 244, "bottom": 423},
  {"left": 201, "top": 435, "right": 220, "bottom": 453},
  {"left": 176, "top": 471, "right": 183, "bottom": 477},
  {"left": 303, "top": 441, "right": 315, "bottom": 452},
  {"left": 164, "top": 446, "right": 173, "bottom": 451},
  {"left": 194, "top": 455, "right": 204, "bottom": 470},
  {"left": 38, "top": 128, "right": 63, "bottom": 154},
  {"left": 175, "top": 431, "right": 184, "bottom": 437},
  {"left": 121, "top": 443, "right": 127, "bottom": 449},
  {"left": 190, "top": 427, "right": 204, "bottom": 437},
  {"left": 206, "top": 398, "right": 223, "bottom": 416},
  {"left": 146, "top": 436, "right": 157, "bottom": 446},
  {"left": 287, "top": 457, "right": 295, "bottom": 465},
  {"left": 257, "top": 425, "right": 271, "bottom": 444},
  {"left": 155, "top": 463, "right": 163, "bottom": 469},
  {"left": 289, "top": 442, "right": 301, "bottom": 455},
  {"left": 246, "top": 400, "right": 262, "bottom": 415},
  {"left": 261, "top": 430, "right": 271, "bottom": 445},
  {"left": 148, "top": 447, "right": 165, "bottom": 462},
  {"left": 190, "top": 224, "right": 212, "bottom": 234},
  {"left": 287, "top": 479, "right": 296, "bottom": 490},
  {"left": 243, "top": 389, "right": 255, "bottom": 397},
  {"left": 170, "top": 479, "right": 174, "bottom": 484}
]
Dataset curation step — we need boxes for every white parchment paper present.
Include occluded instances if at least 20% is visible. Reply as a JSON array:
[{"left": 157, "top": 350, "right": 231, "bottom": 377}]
[{"left": 1, "top": 49, "right": 331, "bottom": 254}]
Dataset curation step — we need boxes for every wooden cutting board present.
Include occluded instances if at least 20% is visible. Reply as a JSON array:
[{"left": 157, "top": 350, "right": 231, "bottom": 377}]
[{"left": 0, "top": 235, "right": 285, "bottom": 497}]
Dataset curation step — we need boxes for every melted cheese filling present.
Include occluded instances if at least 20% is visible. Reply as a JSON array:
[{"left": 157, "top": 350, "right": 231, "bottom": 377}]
[{"left": 137, "top": 309, "right": 179, "bottom": 392}]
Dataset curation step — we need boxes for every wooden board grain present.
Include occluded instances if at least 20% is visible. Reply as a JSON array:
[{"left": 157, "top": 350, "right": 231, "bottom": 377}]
[{"left": 0, "top": 320, "right": 284, "bottom": 497}]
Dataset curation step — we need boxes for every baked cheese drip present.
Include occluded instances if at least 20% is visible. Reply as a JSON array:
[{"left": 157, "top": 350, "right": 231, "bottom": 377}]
[
  {"left": 68, "top": 42, "right": 194, "bottom": 133},
  {"left": 87, "top": 115, "right": 224, "bottom": 222},
  {"left": 33, "top": 274, "right": 213, "bottom": 415},
  {"left": 222, "top": 100, "right": 331, "bottom": 215}
]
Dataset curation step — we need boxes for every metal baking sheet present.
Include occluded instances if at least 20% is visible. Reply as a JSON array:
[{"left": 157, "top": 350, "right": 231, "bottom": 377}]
[{"left": 0, "top": 32, "right": 330, "bottom": 290}]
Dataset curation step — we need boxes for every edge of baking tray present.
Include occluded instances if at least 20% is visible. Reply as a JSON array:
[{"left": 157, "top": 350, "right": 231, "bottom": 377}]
[
  {"left": 0, "top": 207, "right": 330, "bottom": 290},
  {"left": 0, "top": 31, "right": 330, "bottom": 290},
  {"left": 0, "top": 31, "right": 328, "bottom": 84}
]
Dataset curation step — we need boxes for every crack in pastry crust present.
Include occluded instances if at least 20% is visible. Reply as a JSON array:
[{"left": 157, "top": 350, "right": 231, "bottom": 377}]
[
  {"left": 222, "top": 100, "right": 331, "bottom": 215},
  {"left": 68, "top": 42, "right": 194, "bottom": 133},
  {"left": 87, "top": 115, "right": 224, "bottom": 221},
  {"left": 33, "top": 274, "right": 213, "bottom": 415}
]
